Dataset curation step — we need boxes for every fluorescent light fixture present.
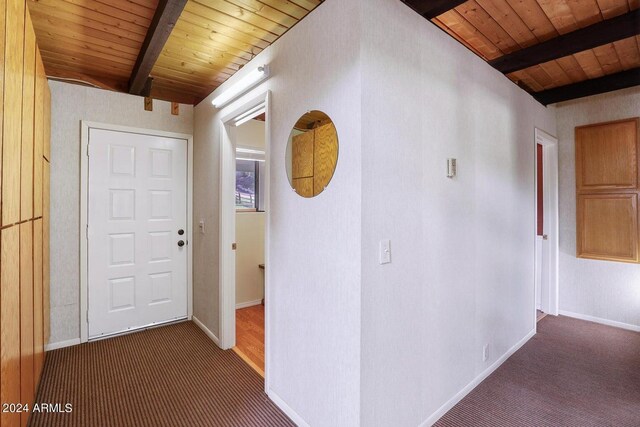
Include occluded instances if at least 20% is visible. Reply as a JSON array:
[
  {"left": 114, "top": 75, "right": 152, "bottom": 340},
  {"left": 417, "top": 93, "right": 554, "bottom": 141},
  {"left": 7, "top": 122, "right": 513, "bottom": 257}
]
[
  {"left": 234, "top": 105, "right": 266, "bottom": 127},
  {"left": 211, "top": 65, "right": 269, "bottom": 108},
  {"left": 236, "top": 147, "right": 265, "bottom": 155},
  {"left": 236, "top": 157, "right": 265, "bottom": 162}
]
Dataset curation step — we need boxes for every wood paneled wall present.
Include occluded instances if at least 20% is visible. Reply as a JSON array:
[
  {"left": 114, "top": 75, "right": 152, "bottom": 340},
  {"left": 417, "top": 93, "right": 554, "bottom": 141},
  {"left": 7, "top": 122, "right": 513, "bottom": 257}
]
[{"left": 1, "top": 1, "right": 51, "bottom": 426}]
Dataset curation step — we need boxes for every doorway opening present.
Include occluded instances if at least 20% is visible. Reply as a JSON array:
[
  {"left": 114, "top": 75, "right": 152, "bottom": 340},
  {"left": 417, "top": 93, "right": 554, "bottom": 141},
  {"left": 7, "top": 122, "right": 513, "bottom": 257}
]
[
  {"left": 534, "top": 128, "right": 560, "bottom": 324},
  {"left": 233, "top": 114, "right": 267, "bottom": 376},
  {"left": 219, "top": 92, "right": 270, "bottom": 383}
]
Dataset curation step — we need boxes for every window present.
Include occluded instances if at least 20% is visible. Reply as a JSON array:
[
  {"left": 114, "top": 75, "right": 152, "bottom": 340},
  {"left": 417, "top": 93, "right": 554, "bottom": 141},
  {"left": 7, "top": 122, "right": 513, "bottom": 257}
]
[{"left": 236, "top": 159, "right": 259, "bottom": 210}]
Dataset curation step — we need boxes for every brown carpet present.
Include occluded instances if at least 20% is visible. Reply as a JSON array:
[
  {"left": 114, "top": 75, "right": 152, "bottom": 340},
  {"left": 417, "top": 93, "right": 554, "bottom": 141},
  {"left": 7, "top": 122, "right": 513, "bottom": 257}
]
[
  {"left": 30, "top": 321, "right": 294, "bottom": 427},
  {"left": 435, "top": 315, "right": 640, "bottom": 427}
]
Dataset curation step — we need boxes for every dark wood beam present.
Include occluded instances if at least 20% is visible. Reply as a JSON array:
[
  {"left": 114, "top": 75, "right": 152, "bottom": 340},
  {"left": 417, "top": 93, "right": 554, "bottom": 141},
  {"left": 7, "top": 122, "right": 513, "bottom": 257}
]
[
  {"left": 490, "top": 10, "right": 640, "bottom": 74},
  {"left": 533, "top": 68, "right": 640, "bottom": 106},
  {"left": 128, "top": 0, "right": 187, "bottom": 95},
  {"left": 401, "top": 0, "right": 468, "bottom": 20}
]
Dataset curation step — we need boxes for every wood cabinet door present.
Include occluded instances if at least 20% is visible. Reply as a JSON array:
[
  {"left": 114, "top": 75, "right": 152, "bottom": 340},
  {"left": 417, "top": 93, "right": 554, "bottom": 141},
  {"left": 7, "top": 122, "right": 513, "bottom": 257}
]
[
  {"left": 576, "top": 119, "right": 639, "bottom": 191},
  {"left": 43, "top": 161, "right": 50, "bottom": 346},
  {"left": 33, "top": 219, "right": 44, "bottom": 387},
  {"left": 293, "top": 177, "right": 314, "bottom": 198},
  {"left": 313, "top": 122, "right": 338, "bottom": 196},
  {"left": 20, "top": 223, "right": 34, "bottom": 427},
  {"left": 1, "top": 226, "right": 21, "bottom": 427},
  {"left": 291, "top": 130, "right": 314, "bottom": 180},
  {"left": 577, "top": 193, "right": 639, "bottom": 263}
]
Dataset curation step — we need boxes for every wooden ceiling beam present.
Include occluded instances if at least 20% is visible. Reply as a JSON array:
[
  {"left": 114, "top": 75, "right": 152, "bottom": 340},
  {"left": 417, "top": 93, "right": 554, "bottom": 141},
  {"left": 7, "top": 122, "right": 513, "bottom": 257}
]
[
  {"left": 401, "top": 0, "right": 469, "bottom": 20},
  {"left": 490, "top": 10, "right": 640, "bottom": 74},
  {"left": 128, "top": 0, "right": 188, "bottom": 95},
  {"left": 533, "top": 67, "right": 640, "bottom": 106}
]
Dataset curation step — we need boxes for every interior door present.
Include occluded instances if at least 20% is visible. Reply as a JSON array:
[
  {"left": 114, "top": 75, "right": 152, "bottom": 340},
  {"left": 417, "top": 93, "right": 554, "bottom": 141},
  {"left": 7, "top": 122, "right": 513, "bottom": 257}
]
[{"left": 88, "top": 128, "right": 188, "bottom": 339}]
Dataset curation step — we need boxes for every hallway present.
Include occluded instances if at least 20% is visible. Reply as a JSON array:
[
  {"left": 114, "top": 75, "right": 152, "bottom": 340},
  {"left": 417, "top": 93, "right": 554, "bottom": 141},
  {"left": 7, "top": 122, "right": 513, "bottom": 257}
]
[
  {"left": 436, "top": 316, "right": 640, "bottom": 426},
  {"left": 31, "top": 322, "right": 292, "bottom": 427}
]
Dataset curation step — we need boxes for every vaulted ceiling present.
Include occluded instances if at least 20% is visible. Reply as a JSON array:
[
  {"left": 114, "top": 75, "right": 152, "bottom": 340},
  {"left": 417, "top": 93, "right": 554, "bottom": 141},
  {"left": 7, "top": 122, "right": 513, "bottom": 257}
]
[
  {"left": 402, "top": 0, "right": 640, "bottom": 104},
  {"left": 27, "top": 0, "right": 639, "bottom": 105}
]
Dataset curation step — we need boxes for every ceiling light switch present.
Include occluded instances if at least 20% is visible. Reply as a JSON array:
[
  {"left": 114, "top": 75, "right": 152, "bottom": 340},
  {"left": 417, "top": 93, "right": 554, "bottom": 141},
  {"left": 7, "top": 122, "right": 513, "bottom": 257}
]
[{"left": 379, "top": 239, "right": 391, "bottom": 264}]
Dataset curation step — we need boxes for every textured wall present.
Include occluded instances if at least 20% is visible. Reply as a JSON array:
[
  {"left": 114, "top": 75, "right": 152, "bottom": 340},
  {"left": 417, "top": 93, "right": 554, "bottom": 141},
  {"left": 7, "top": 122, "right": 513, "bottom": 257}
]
[
  {"left": 194, "top": 0, "right": 362, "bottom": 424},
  {"left": 556, "top": 86, "right": 640, "bottom": 330},
  {"left": 359, "top": 1, "right": 557, "bottom": 425},
  {"left": 49, "top": 81, "right": 193, "bottom": 345}
]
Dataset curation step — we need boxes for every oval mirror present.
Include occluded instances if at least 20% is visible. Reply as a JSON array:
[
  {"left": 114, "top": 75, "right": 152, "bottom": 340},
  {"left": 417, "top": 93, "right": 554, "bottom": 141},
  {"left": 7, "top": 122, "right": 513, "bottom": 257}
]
[{"left": 286, "top": 111, "right": 339, "bottom": 198}]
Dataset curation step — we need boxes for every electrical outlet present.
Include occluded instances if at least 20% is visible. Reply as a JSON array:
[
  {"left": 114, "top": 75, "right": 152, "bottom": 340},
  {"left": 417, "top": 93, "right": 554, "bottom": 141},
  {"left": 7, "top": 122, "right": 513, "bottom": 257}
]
[{"left": 482, "top": 344, "right": 489, "bottom": 362}]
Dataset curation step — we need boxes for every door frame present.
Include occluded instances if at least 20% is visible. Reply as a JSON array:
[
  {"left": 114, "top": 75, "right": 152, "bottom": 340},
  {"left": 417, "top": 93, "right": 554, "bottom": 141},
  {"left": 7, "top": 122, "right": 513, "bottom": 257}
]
[
  {"left": 79, "top": 121, "right": 194, "bottom": 343},
  {"left": 218, "top": 91, "right": 271, "bottom": 379},
  {"left": 534, "top": 128, "right": 559, "bottom": 319}
]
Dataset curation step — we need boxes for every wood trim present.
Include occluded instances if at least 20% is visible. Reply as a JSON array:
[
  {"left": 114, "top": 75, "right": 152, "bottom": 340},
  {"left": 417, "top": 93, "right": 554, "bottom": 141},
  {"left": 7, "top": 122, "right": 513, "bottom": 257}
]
[
  {"left": 533, "top": 67, "right": 640, "bottom": 105},
  {"left": 232, "top": 347, "right": 265, "bottom": 378},
  {"left": 489, "top": 10, "right": 640, "bottom": 74},
  {"left": 129, "top": 0, "right": 188, "bottom": 95}
]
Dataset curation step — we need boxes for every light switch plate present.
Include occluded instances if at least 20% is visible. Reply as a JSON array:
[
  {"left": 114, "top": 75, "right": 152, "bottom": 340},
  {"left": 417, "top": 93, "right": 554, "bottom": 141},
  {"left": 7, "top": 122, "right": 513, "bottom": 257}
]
[
  {"left": 379, "top": 239, "right": 391, "bottom": 264},
  {"left": 199, "top": 220, "right": 205, "bottom": 234}
]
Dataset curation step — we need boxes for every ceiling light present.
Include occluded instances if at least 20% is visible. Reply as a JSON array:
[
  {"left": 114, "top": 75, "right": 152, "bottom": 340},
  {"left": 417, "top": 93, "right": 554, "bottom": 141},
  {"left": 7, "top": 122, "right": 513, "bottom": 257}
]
[{"left": 211, "top": 65, "right": 269, "bottom": 108}]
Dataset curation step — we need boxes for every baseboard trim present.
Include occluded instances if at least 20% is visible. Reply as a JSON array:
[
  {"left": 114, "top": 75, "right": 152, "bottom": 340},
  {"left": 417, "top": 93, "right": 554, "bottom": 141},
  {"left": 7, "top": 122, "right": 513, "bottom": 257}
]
[
  {"left": 419, "top": 328, "right": 536, "bottom": 427},
  {"left": 45, "top": 338, "right": 81, "bottom": 351},
  {"left": 559, "top": 310, "right": 640, "bottom": 332},
  {"left": 192, "top": 315, "right": 221, "bottom": 347},
  {"left": 267, "top": 388, "right": 310, "bottom": 427},
  {"left": 236, "top": 299, "right": 262, "bottom": 309}
]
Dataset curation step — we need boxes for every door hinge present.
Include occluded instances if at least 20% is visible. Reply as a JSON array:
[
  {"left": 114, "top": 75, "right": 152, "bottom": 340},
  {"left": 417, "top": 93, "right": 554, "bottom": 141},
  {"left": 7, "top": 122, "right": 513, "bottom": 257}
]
[
  {"left": 86, "top": 310, "right": 89, "bottom": 322},
  {"left": 86, "top": 224, "right": 89, "bottom": 239},
  {"left": 86, "top": 143, "right": 90, "bottom": 157}
]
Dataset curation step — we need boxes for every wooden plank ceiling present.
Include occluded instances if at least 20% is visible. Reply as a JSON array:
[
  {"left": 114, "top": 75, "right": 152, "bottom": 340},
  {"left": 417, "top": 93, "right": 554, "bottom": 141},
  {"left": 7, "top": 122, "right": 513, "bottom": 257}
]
[
  {"left": 27, "top": 0, "right": 322, "bottom": 105},
  {"left": 403, "top": 0, "right": 640, "bottom": 104},
  {"left": 27, "top": 0, "right": 638, "bottom": 105}
]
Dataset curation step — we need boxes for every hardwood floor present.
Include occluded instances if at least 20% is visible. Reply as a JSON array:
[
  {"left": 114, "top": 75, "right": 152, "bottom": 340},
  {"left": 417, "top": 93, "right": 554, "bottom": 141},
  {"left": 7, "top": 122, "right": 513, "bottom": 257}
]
[{"left": 234, "top": 305, "right": 265, "bottom": 377}]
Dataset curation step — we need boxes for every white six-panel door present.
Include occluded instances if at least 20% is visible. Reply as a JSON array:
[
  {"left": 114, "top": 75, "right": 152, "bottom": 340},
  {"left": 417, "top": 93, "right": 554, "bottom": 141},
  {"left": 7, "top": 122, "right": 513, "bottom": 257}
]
[{"left": 88, "top": 128, "right": 188, "bottom": 339}]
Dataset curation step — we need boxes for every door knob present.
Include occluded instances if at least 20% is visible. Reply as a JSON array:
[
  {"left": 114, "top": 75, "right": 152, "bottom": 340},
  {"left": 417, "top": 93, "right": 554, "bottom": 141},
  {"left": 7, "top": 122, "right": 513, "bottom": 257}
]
[
  {"left": 178, "top": 229, "right": 184, "bottom": 236},
  {"left": 542, "top": 234, "right": 548, "bottom": 240},
  {"left": 178, "top": 240, "right": 185, "bottom": 247}
]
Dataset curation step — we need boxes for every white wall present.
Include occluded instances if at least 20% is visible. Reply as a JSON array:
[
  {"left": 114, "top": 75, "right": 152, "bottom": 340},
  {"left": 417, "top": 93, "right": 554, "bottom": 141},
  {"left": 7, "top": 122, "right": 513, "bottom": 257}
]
[
  {"left": 193, "top": 0, "right": 560, "bottom": 424},
  {"left": 49, "top": 81, "right": 193, "bottom": 345},
  {"left": 235, "top": 119, "right": 266, "bottom": 307},
  {"left": 556, "top": 86, "right": 640, "bottom": 331},
  {"left": 193, "top": 1, "right": 362, "bottom": 425},
  {"left": 359, "top": 1, "right": 557, "bottom": 425}
]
